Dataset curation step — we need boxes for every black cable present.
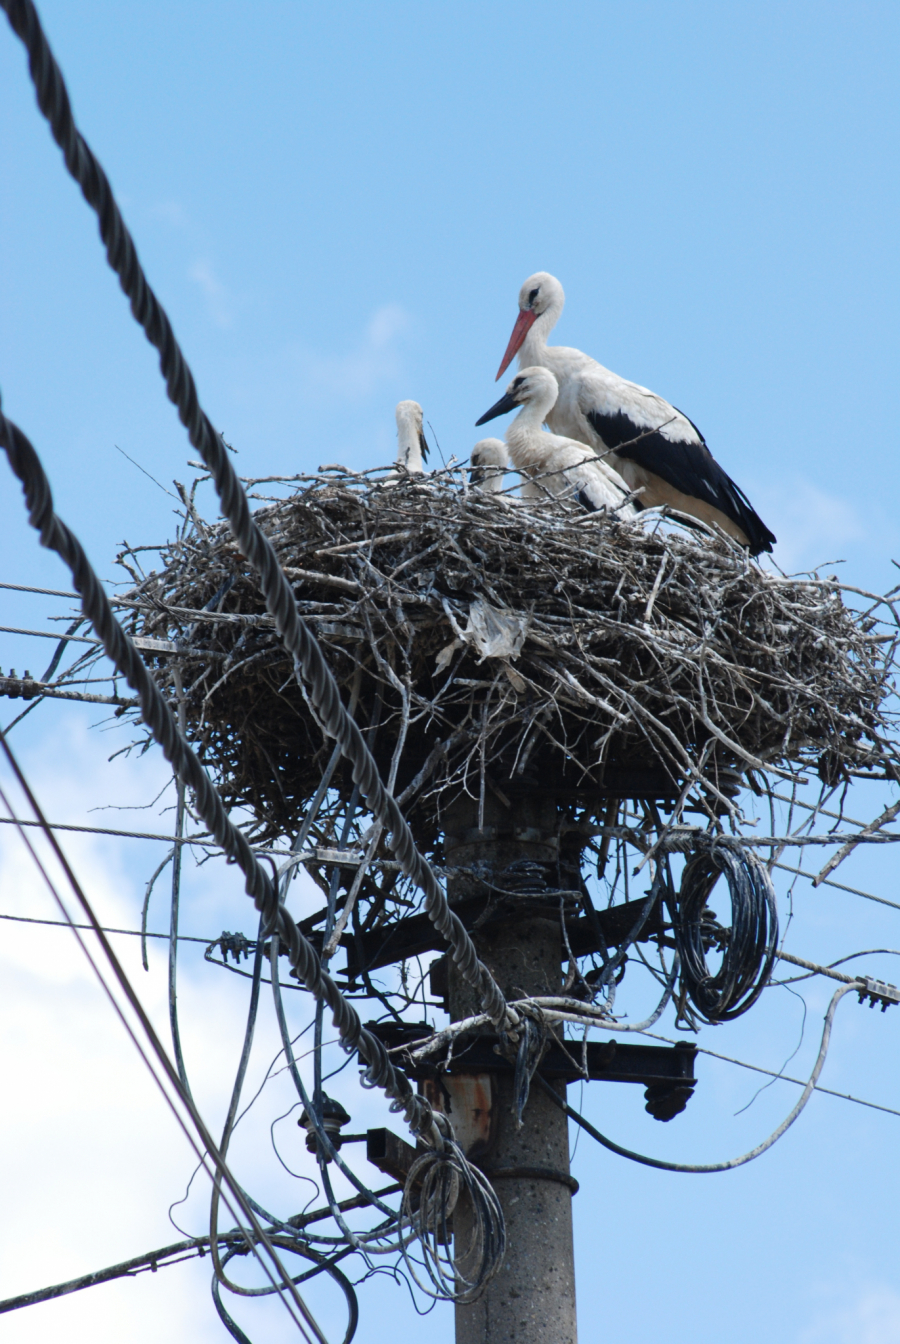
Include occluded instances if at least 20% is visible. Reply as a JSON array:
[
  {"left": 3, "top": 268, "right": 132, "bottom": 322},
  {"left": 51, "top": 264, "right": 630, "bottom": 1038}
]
[
  {"left": 673, "top": 835, "right": 778, "bottom": 1023},
  {"left": 269, "top": 939, "right": 400, "bottom": 1226},
  {"left": 168, "top": 675, "right": 191, "bottom": 1095},
  {"left": 0, "top": 397, "right": 438, "bottom": 1136},
  {"left": 0, "top": 0, "right": 508, "bottom": 1039},
  {"left": 314, "top": 787, "right": 370, "bottom": 1254},
  {"left": 40, "top": 616, "right": 84, "bottom": 681},
  {"left": 535, "top": 982, "right": 855, "bottom": 1172},
  {"left": 209, "top": 914, "right": 271, "bottom": 1291},
  {"left": 212, "top": 1240, "right": 359, "bottom": 1344},
  {"left": 274, "top": 749, "right": 401, "bottom": 1229},
  {"left": 0, "top": 737, "right": 329, "bottom": 1343}
]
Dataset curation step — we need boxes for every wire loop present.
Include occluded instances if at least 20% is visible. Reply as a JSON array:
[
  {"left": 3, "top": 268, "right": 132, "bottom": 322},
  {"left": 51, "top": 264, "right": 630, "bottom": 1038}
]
[
  {"left": 674, "top": 835, "right": 778, "bottom": 1023},
  {"left": 399, "top": 1139, "right": 506, "bottom": 1303}
]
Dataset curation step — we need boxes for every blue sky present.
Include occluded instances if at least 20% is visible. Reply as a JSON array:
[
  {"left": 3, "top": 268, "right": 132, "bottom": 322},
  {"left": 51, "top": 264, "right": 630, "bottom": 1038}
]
[{"left": 2, "top": 3, "right": 900, "bottom": 1342}]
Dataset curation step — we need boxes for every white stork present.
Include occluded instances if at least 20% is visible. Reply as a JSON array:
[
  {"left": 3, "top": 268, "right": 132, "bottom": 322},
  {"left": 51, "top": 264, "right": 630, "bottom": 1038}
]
[
  {"left": 393, "top": 399, "right": 429, "bottom": 474},
  {"left": 469, "top": 438, "right": 509, "bottom": 493},
  {"left": 476, "top": 366, "right": 638, "bottom": 516},
  {"left": 494, "top": 272, "right": 776, "bottom": 555}
]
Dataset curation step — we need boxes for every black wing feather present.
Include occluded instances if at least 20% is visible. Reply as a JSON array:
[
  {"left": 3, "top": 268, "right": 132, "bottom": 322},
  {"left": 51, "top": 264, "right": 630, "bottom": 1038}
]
[{"left": 585, "top": 409, "right": 775, "bottom": 555}]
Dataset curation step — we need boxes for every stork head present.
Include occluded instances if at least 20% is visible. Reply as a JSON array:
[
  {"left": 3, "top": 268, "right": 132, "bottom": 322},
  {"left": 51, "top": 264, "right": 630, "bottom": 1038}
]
[
  {"left": 475, "top": 366, "right": 559, "bottom": 427},
  {"left": 495, "top": 272, "right": 565, "bottom": 380},
  {"left": 394, "top": 399, "right": 428, "bottom": 471},
  {"left": 469, "top": 438, "right": 509, "bottom": 491}
]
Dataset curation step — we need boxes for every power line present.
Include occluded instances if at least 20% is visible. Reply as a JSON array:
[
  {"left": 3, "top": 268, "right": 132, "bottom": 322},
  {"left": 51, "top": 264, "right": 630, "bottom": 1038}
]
[
  {"left": 0, "top": 735, "right": 328, "bottom": 1342},
  {"left": 0, "top": 0, "right": 512, "bottom": 1047},
  {"left": 0, "top": 580, "right": 79, "bottom": 598},
  {"left": 774, "top": 861, "right": 900, "bottom": 913},
  {"left": 0, "top": 624, "right": 101, "bottom": 645},
  {"left": 638, "top": 1029, "right": 900, "bottom": 1120},
  {"left": 537, "top": 983, "right": 860, "bottom": 1173},
  {"left": 0, "top": 1184, "right": 401, "bottom": 1316},
  {"left": 770, "top": 789, "right": 875, "bottom": 835},
  {"left": 0, "top": 909, "right": 213, "bottom": 944},
  {"left": 0, "top": 813, "right": 219, "bottom": 845},
  {"left": 0, "top": 674, "right": 136, "bottom": 708}
]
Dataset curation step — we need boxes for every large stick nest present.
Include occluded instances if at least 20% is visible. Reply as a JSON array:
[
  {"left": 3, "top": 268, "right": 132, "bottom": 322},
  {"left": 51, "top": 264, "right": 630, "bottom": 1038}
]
[{"left": 118, "top": 468, "right": 899, "bottom": 854}]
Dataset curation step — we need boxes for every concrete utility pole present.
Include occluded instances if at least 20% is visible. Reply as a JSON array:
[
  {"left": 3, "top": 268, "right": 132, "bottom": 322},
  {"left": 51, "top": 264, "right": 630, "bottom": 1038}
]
[{"left": 442, "top": 791, "right": 578, "bottom": 1344}]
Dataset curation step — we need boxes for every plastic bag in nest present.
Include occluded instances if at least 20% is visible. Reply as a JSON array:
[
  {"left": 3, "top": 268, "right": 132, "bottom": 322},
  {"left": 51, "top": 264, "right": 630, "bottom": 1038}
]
[{"left": 435, "top": 597, "right": 528, "bottom": 675}]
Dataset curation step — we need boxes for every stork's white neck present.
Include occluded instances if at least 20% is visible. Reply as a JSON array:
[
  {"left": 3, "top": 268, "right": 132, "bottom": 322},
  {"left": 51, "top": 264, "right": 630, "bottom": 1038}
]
[
  {"left": 395, "top": 404, "right": 424, "bottom": 472},
  {"left": 517, "top": 293, "right": 563, "bottom": 370},
  {"left": 505, "top": 387, "right": 558, "bottom": 467}
]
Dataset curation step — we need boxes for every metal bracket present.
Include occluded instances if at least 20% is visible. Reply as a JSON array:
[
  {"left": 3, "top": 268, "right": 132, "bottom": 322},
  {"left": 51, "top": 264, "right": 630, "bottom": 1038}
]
[
  {"left": 857, "top": 976, "right": 900, "bottom": 1010},
  {"left": 368, "top": 1023, "right": 698, "bottom": 1122}
]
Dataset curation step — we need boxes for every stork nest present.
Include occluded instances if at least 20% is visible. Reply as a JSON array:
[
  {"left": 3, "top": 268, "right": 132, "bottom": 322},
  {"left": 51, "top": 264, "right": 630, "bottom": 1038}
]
[{"left": 115, "top": 467, "right": 900, "bottom": 854}]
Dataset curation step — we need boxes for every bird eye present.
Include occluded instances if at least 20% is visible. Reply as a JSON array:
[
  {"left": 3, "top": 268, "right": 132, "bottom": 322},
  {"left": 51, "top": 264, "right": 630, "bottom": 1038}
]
[{"left": 528, "top": 287, "right": 539, "bottom": 305}]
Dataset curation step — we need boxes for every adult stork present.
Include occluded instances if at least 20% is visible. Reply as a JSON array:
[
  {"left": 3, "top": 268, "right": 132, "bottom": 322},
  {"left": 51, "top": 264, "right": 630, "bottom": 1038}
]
[
  {"left": 393, "top": 399, "right": 429, "bottom": 474},
  {"left": 477, "top": 367, "right": 637, "bottom": 516},
  {"left": 469, "top": 438, "right": 509, "bottom": 493},
  {"left": 494, "top": 272, "right": 776, "bottom": 555}
]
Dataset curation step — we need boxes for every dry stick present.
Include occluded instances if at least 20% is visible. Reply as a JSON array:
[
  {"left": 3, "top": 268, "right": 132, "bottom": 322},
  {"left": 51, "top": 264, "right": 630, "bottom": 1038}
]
[
  {"left": 89, "top": 468, "right": 900, "bottom": 868},
  {"left": 814, "top": 795, "right": 900, "bottom": 886},
  {"left": 642, "top": 553, "right": 668, "bottom": 626}
]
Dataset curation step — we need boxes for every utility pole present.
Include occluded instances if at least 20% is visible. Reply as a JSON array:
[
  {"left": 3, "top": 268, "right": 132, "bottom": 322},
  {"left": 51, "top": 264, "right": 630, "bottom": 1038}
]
[{"left": 442, "top": 789, "right": 578, "bottom": 1344}]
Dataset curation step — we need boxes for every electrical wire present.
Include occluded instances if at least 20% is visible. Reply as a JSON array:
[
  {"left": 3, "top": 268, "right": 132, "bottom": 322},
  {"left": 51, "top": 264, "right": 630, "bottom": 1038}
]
[
  {"left": 0, "top": 393, "right": 441, "bottom": 1140},
  {"left": 0, "top": 813, "right": 220, "bottom": 844},
  {"left": 0, "top": 733, "right": 329, "bottom": 1344},
  {"left": 211, "top": 1239, "right": 359, "bottom": 1344},
  {"left": 673, "top": 835, "right": 778, "bottom": 1023},
  {"left": 0, "top": 0, "right": 511, "bottom": 1041},
  {"left": 0, "top": 909, "right": 212, "bottom": 942},
  {"left": 168, "top": 668, "right": 191, "bottom": 1094},
  {"left": 397, "top": 1138, "right": 506, "bottom": 1303},
  {"left": 637, "top": 1028, "right": 900, "bottom": 1120},
  {"left": 536, "top": 981, "right": 859, "bottom": 1173},
  {"left": 209, "top": 918, "right": 270, "bottom": 1296}
]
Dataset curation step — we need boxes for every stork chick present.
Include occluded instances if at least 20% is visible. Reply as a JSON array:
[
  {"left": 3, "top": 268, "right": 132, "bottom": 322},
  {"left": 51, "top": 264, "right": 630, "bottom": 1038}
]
[
  {"left": 394, "top": 400, "right": 429, "bottom": 474},
  {"left": 477, "top": 367, "right": 637, "bottom": 516},
  {"left": 469, "top": 438, "right": 509, "bottom": 494}
]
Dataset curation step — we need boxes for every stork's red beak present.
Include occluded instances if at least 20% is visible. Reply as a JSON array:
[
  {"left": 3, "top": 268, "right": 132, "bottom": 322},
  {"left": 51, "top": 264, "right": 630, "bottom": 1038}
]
[{"left": 495, "top": 308, "right": 537, "bottom": 381}]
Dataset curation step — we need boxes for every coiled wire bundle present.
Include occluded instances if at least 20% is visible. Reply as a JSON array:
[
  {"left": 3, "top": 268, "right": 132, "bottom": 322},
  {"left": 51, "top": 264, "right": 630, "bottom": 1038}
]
[
  {"left": 673, "top": 836, "right": 778, "bottom": 1024},
  {"left": 398, "top": 1136, "right": 506, "bottom": 1304}
]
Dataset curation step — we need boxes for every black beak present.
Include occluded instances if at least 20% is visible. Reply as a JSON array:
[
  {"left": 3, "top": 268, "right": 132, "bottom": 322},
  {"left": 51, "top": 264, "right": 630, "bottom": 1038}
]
[
  {"left": 475, "top": 390, "right": 519, "bottom": 426},
  {"left": 469, "top": 467, "right": 485, "bottom": 485},
  {"left": 418, "top": 431, "right": 429, "bottom": 463}
]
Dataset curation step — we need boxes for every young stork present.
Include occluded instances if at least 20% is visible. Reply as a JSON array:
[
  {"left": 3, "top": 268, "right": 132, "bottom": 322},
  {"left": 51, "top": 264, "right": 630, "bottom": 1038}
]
[
  {"left": 469, "top": 438, "right": 509, "bottom": 493},
  {"left": 477, "top": 367, "right": 637, "bottom": 516},
  {"left": 494, "top": 272, "right": 776, "bottom": 555},
  {"left": 393, "top": 399, "right": 429, "bottom": 474}
]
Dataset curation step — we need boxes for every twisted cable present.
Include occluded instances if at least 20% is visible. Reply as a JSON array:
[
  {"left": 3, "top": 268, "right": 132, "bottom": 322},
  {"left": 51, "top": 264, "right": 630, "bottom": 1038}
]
[
  {"left": 0, "top": 0, "right": 509, "bottom": 1034},
  {"left": 0, "top": 402, "right": 438, "bottom": 1137}
]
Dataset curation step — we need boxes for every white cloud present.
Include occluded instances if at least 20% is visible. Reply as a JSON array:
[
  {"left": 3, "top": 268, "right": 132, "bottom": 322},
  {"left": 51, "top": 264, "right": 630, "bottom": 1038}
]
[
  {"left": 756, "top": 475, "right": 866, "bottom": 573},
  {"left": 0, "top": 714, "right": 433, "bottom": 1342},
  {"left": 150, "top": 198, "right": 191, "bottom": 229},
  {"left": 188, "top": 258, "right": 235, "bottom": 330},
  {"left": 801, "top": 1282, "right": 900, "bottom": 1344},
  {"left": 750, "top": 472, "right": 900, "bottom": 578},
  {"left": 303, "top": 303, "right": 411, "bottom": 399}
]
